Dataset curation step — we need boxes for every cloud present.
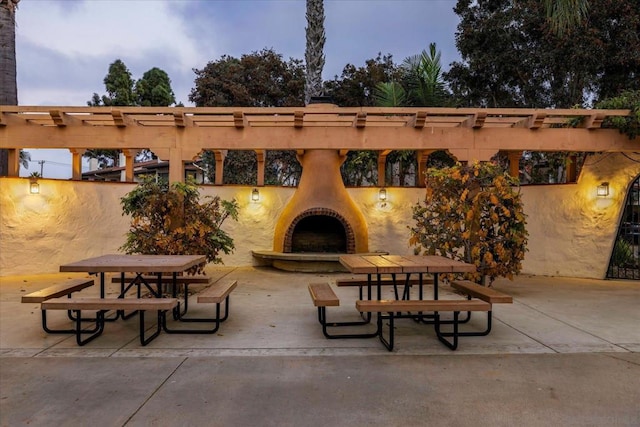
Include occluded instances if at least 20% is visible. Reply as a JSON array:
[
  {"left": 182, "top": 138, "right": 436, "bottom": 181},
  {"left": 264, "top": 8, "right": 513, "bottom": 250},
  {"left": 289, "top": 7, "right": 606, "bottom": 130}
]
[
  {"left": 16, "top": 0, "right": 210, "bottom": 105},
  {"left": 15, "top": 0, "right": 461, "bottom": 106}
]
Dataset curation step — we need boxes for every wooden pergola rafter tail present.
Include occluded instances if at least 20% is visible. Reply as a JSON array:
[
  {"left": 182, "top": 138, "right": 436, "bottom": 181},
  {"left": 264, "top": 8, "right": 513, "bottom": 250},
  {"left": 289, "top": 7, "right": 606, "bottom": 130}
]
[{"left": 0, "top": 106, "right": 635, "bottom": 182}]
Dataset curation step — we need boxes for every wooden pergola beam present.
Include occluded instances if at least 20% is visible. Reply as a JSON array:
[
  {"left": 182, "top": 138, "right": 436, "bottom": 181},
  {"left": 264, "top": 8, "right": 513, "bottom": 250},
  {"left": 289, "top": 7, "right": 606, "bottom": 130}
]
[
  {"left": 406, "top": 111, "right": 427, "bottom": 129},
  {"left": 353, "top": 112, "right": 367, "bottom": 128},
  {"left": 0, "top": 106, "right": 635, "bottom": 181},
  {"left": 111, "top": 110, "right": 130, "bottom": 127},
  {"left": 233, "top": 111, "right": 246, "bottom": 128}
]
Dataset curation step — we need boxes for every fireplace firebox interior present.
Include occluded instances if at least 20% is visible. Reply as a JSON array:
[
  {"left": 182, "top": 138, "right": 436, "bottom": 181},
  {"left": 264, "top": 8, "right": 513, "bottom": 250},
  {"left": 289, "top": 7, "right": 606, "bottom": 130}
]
[{"left": 290, "top": 216, "right": 347, "bottom": 253}]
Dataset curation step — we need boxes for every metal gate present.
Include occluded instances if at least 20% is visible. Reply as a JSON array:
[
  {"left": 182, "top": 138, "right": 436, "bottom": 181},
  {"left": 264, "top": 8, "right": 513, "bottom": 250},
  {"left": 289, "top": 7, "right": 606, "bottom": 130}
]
[{"left": 607, "top": 175, "right": 640, "bottom": 280}]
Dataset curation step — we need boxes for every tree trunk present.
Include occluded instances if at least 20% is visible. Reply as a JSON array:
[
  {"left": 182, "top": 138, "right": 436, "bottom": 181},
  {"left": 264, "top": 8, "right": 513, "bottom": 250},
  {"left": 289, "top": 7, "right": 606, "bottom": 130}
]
[
  {"left": 304, "top": 0, "right": 326, "bottom": 105},
  {"left": 0, "top": 0, "right": 19, "bottom": 176}
]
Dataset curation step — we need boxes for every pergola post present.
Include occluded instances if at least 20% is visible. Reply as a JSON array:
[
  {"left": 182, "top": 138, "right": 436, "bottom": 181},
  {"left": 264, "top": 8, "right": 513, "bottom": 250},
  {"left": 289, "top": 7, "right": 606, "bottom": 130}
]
[
  {"left": 377, "top": 150, "right": 391, "bottom": 187},
  {"left": 7, "top": 149, "right": 19, "bottom": 177},
  {"left": 214, "top": 150, "right": 227, "bottom": 185},
  {"left": 122, "top": 149, "right": 139, "bottom": 182},
  {"left": 69, "top": 149, "right": 86, "bottom": 181},
  {"left": 256, "top": 150, "right": 265, "bottom": 186},
  {"left": 567, "top": 154, "right": 578, "bottom": 183},
  {"left": 416, "top": 150, "right": 436, "bottom": 187},
  {"left": 507, "top": 151, "right": 523, "bottom": 179}
]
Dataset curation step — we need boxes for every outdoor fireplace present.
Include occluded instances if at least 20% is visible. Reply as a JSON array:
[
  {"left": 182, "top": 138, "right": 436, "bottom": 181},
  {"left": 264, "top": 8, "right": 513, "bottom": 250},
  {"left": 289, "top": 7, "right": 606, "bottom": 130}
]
[
  {"left": 285, "top": 209, "right": 352, "bottom": 253},
  {"left": 273, "top": 149, "right": 368, "bottom": 254}
]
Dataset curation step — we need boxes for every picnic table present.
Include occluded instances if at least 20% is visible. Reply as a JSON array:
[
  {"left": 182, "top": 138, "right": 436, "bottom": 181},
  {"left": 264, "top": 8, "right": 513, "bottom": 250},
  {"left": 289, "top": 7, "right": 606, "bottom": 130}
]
[
  {"left": 308, "top": 254, "right": 508, "bottom": 351},
  {"left": 60, "top": 254, "right": 206, "bottom": 298},
  {"left": 338, "top": 254, "right": 477, "bottom": 300}
]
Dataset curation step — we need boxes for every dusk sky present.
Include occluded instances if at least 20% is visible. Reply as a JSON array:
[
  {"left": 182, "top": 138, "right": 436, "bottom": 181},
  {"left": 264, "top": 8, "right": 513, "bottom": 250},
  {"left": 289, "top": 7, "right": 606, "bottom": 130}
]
[{"left": 15, "top": 0, "right": 462, "bottom": 177}]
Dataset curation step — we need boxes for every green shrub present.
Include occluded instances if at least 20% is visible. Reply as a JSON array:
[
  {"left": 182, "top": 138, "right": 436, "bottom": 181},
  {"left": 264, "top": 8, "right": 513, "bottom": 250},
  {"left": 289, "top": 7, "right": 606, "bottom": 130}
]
[
  {"left": 120, "top": 176, "right": 239, "bottom": 274},
  {"left": 611, "top": 238, "right": 634, "bottom": 267},
  {"left": 409, "top": 162, "right": 528, "bottom": 284}
]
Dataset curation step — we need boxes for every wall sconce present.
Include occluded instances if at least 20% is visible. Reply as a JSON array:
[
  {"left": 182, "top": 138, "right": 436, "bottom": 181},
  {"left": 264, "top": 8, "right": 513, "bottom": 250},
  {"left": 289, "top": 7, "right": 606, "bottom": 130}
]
[
  {"left": 251, "top": 188, "right": 260, "bottom": 203},
  {"left": 29, "top": 178, "right": 40, "bottom": 194},
  {"left": 596, "top": 182, "right": 609, "bottom": 197},
  {"left": 378, "top": 188, "right": 387, "bottom": 207},
  {"left": 378, "top": 188, "right": 387, "bottom": 202}
]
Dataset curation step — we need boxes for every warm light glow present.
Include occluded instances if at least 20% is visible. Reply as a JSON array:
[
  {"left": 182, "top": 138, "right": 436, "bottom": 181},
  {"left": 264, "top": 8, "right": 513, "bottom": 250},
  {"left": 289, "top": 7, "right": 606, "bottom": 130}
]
[
  {"left": 251, "top": 188, "right": 260, "bottom": 202},
  {"left": 378, "top": 188, "right": 387, "bottom": 202},
  {"left": 597, "top": 182, "right": 609, "bottom": 197},
  {"left": 29, "top": 180, "right": 40, "bottom": 194}
]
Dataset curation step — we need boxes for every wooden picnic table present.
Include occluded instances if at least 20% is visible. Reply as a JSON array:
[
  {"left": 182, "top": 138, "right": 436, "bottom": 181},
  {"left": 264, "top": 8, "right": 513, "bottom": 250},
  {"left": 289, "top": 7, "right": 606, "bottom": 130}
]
[
  {"left": 60, "top": 254, "right": 206, "bottom": 298},
  {"left": 339, "top": 254, "right": 476, "bottom": 300}
]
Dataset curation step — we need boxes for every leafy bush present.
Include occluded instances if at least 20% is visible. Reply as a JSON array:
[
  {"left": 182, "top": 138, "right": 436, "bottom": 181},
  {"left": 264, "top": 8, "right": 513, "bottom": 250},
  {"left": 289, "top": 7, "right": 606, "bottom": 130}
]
[
  {"left": 595, "top": 89, "right": 640, "bottom": 140},
  {"left": 120, "top": 176, "right": 239, "bottom": 273},
  {"left": 611, "top": 238, "right": 634, "bottom": 267},
  {"left": 409, "top": 162, "right": 528, "bottom": 284}
]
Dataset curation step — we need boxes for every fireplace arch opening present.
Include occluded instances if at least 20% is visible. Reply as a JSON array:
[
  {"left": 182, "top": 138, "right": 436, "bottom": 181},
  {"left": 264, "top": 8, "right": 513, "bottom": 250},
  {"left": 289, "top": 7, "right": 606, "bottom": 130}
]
[{"left": 284, "top": 209, "right": 355, "bottom": 253}]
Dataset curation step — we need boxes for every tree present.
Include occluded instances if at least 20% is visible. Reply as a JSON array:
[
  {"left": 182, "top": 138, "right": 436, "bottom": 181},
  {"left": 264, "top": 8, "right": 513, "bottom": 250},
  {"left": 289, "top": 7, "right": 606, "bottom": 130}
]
[
  {"left": 19, "top": 150, "right": 29, "bottom": 171},
  {"left": 401, "top": 43, "right": 450, "bottom": 107},
  {"left": 595, "top": 89, "right": 640, "bottom": 140},
  {"left": 545, "top": 0, "right": 589, "bottom": 36},
  {"left": 88, "top": 59, "right": 136, "bottom": 107},
  {"left": 190, "top": 48, "right": 305, "bottom": 107},
  {"left": 0, "top": 0, "right": 19, "bottom": 176},
  {"left": 409, "top": 162, "right": 528, "bottom": 284},
  {"left": 446, "top": 0, "right": 639, "bottom": 108},
  {"left": 135, "top": 67, "right": 176, "bottom": 107},
  {"left": 305, "top": 0, "right": 325, "bottom": 104},
  {"left": 324, "top": 53, "right": 401, "bottom": 107},
  {"left": 86, "top": 60, "right": 136, "bottom": 167},
  {"left": 190, "top": 48, "right": 305, "bottom": 184},
  {"left": 120, "top": 176, "right": 239, "bottom": 272},
  {"left": 371, "top": 43, "right": 454, "bottom": 186},
  {"left": 86, "top": 60, "right": 177, "bottom": 168}
]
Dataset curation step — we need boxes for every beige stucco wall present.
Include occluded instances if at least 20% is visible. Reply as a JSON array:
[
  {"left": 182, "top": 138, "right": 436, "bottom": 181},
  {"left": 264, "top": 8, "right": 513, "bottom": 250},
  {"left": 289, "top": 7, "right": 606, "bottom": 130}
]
[{"left": 1, "top": 153, "right": 638, "bottom": 278}]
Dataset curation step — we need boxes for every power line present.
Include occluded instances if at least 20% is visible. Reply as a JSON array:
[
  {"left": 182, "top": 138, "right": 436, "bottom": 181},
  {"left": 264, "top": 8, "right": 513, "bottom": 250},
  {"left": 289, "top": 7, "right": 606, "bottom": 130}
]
[{"left": 28, "top": 159, "right": 72, "bottom": 167}]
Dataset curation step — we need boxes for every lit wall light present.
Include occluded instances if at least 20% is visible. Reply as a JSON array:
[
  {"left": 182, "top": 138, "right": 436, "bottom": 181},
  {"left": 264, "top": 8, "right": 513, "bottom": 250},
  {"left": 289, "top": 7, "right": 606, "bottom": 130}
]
[
  {"left": 378, "top": 188, "right": 387, "bottom": 202},
  {"left": 378, "top": 188, "right": 387, "bottom": 207},
  {"left": 596, "top": 182, "right": 609, "bottom": 197},
  {"left": 251, "top": 188, "right": 260, "bottom": 203},
  {"left": 29, "top": 178, "right": 40, "bottom": 194}
]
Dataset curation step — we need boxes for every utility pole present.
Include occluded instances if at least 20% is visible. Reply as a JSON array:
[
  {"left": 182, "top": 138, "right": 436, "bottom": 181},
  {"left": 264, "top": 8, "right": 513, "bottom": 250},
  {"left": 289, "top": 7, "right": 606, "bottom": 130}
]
[{"left": 38, "top": 160, "right": 45, "bottom": 176}]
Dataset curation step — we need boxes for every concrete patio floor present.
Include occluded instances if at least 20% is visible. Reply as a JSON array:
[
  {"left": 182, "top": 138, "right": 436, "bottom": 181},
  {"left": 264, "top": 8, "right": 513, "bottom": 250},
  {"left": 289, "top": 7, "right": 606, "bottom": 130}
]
[{"left": 1, "top": 267, "right": 639, "bottom": 426}]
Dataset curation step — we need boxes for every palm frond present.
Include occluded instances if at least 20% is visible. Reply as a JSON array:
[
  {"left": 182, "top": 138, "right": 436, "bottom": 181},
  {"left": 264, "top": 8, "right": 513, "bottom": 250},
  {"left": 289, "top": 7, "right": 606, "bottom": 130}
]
[{"left": 373, "top": 82, "right": 408, "bottom": 107}]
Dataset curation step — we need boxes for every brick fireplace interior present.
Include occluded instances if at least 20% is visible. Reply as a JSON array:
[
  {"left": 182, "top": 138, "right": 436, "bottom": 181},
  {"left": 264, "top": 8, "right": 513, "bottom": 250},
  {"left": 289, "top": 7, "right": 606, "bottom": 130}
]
[{"left": 284, "top": 208, "right": 355, "bottom": 253}]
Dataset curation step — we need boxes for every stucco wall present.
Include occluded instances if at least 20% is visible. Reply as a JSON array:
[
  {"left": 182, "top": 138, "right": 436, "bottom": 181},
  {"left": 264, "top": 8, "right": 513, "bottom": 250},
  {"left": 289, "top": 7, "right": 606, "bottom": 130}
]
[{"left": 1, "top": 153, "right": 638, "bottom": 278}]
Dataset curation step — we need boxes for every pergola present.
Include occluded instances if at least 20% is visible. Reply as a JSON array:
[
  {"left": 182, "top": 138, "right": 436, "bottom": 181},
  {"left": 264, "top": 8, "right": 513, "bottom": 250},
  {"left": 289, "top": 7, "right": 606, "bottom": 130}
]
[{"left": 1, "top": 105, "right": 635, "bottom": 184}]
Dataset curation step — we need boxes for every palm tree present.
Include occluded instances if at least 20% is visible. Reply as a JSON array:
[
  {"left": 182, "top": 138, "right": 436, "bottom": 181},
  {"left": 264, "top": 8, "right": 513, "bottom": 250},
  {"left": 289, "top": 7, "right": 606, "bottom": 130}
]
[
  {"left": 402, "top": 43, "right": 448, "bottom": 107},
  {"left": 545, "top": 0, "right": 589, "bottom": 35},
  {"left": 0, "top": 0, "right": 19, "bottom": 176},
  {"left": 304, "top": 0, "right": 325, "bottom": 105},
  {"left": 373, "top": 82, "right": 408, "bottom": 108},
  {"left": 373, "top": 43, "right": 453, "bottom": 185},
  {"left": 374, "top": 43, "right": 448, "bottom": 108},
  {"left": 19, "top": 150, "right": 30, "bottom": 171}
]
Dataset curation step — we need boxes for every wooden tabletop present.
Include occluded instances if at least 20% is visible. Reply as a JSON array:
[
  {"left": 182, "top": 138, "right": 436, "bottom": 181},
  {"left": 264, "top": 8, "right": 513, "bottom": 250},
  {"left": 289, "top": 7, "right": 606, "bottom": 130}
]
[
  {"left": 339, "top": 254, "right": 476, "bottom": 275},
  {"left": 59, "top": 254, "right": 207, "bottom": 273}
]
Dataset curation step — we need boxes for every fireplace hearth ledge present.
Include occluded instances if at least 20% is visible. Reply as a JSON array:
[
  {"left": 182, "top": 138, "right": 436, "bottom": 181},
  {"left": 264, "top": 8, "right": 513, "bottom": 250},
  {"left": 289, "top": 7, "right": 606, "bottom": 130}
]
[{"left": 251, "top": 250, "right": 389, "bottom": 273}]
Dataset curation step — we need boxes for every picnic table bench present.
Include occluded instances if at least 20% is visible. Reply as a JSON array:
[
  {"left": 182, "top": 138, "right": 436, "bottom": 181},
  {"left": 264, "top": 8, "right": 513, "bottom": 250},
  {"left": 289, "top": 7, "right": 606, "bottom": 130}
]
[
  {"left": 41, "top": 297, "right": 178, "bottom": 346},
  {"left": 163, "top": 280, "right": 237, "bottom": 334},
  {"left": 356, "top": 298, "right": 491, "bottom": 351},
  {"left": 111, "top": 274, "right": 210, "bottom": 318},
  {"left": 308, "top": 283, "right": 377, "bottom": 339},
  {"left": 21, "top": 278, "right": 95, "bottom": 334},
  {"left": 449, "top": 280, "right": 513, "bottom": 335}
]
